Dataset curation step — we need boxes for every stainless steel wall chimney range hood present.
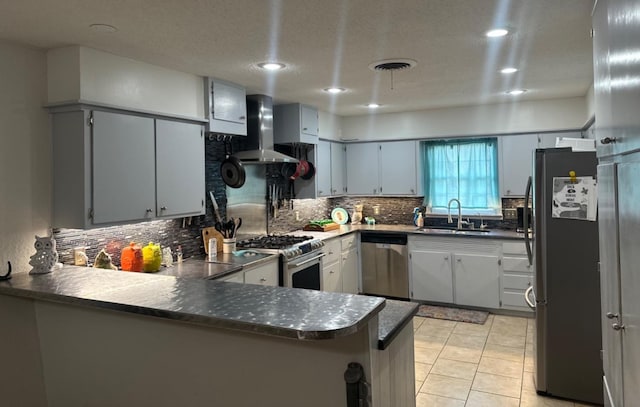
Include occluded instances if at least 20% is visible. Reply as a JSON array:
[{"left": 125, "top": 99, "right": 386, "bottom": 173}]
[{"left": 233, "top": 95, "right": 298, "bottom": 163}]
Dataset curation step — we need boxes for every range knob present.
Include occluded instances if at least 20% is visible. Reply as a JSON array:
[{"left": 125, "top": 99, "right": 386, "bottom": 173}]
[{"left": 311, "top": 239, "right": 324, "bottom": 250}]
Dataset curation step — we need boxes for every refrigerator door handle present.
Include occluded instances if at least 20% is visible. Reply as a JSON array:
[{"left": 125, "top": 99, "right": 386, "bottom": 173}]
[
  {"left": 524, "top": 285, "right": 536, "bottom": 309},
  {"left": 523, "top": 175, "right": 533, "bottom": 265}
]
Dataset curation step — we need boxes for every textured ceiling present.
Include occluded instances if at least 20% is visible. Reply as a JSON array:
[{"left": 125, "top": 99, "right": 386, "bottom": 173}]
[{"left": 0, "top": 0, "right": 594, "bottom": 116}]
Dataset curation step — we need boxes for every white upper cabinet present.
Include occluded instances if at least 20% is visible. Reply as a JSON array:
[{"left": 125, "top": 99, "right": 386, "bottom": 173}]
[
  {"left": 274, "top": 103, "right": 319, "bottom": 144},
  {"left": 317, "top": 140, "right": 346, "bottom": 197},
  {"left": 316, "top": 140, "right": 332, "bottom": 197},
  {"left": 92, "top": 111, "right": 156, "bottom": 224},
  {"left": 155, "top": 119, "right": 205, "bottom": 218},
  {"left": 379, "top": 141, "right": 419, "bottom": 195},
  {"left": 330, "top": 142, "right": 346, "bottom": 195},
  {"left": 500, "top": 132, "right": 585, "bottom": 197},
  {"left": 500, "top": 134, "right": 538, "bottom": 197},
  {"left": 346, "top": 143, "right": 380, "bottom": 195},
  {"left": 346, "top": 140, "right": 421, "bottom": 196},
  {"left": 51, "top": 106, "right": 205, "bottom": 229},
  {"left": 204, "top": 78, "right": 247, "bottom": 136}
]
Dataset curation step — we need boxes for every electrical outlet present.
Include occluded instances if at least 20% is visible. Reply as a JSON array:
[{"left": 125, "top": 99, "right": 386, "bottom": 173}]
[{"left": 504, "top": 208, "right": 517, "bottom": 220}]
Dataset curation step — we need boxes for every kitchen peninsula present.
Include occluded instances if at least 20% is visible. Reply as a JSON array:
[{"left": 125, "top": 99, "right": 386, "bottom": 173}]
[{"left": 0, "top": 266, "right": 416, "bottom": 407}]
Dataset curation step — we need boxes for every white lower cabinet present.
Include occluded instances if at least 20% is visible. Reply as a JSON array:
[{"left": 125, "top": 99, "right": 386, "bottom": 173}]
[
  {"left": 453, "top": 253, "right": 500, "bottom": 308},
  {"left": 341, "top": 247, "right": 358, "bottom": 294},
  {"left": 409, "top": 236, "right": 501, "bottom": 309},
  {"left": 243, "top": 259, "right": 279, "bottom": 286},
  {"left": 322, "top": 238, "right": 342, "bottom": 292},
  {"left": 500, "top": 241, "right": 534, "bottom": 313},
  {"left": 410, "top": 250, "right": 453, "bottom": 303},
  {"left": 322, "top": 261, "right": 342, "bottom": 292},
  {"left": 321, "top": 235, "right": 359, "bottom": 294}
]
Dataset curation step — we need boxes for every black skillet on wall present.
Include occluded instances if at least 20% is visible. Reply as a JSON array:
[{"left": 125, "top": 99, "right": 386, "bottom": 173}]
[{"left": 221, "top": 140, "right": 246, "bottom": 188}]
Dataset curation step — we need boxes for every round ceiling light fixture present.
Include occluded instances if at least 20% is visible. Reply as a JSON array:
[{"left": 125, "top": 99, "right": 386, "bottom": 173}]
[
  {"left": 501, "top": 67, "right": 518, "bottom": 74},
  {"left": 366, "top": 103, "right": 381, "bottom": 108},
  {"left": 486, "top": 28, "right": 509, "bottom": 38},
  {"left": 324, "top": 87, "right": 346, "bottom": 94},
  {"left": 258, "top": 62, "right": 286, "bottom": 71},
  {"left": 89, "top": 24, "right": 118, "bottom": 33},
  {"left": 506, "top": 89, "right": 527, "bottom": 95}
]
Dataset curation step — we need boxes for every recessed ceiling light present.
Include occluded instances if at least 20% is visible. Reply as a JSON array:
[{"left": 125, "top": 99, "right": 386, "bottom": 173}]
[
  {"left": 506, "top": 89, "right": 527, "bottom": 95},
  {"left": 324, "top": 87, "right": 346, "bottom": 94},
  {"left": 257, "top": 62, "right": 286, "bottom": 71},
  {"left": 501, "top": 67, "right": 518, "bottom": 74},
  {"left": 486, "top": 28, "right": 509, "bottom": 38},
  {"left": 366, "top": 103, "right": 380, "bottom": 108},
  {"left": 89, "top": 24, "right": 118, "bottom": 33}
]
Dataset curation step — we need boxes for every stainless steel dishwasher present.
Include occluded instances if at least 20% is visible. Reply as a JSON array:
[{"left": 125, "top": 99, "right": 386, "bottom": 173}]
[{"left": 360, "top": 232, "right": 409, "bottom": 299}]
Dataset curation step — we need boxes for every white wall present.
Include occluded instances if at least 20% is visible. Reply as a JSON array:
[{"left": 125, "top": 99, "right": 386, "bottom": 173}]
[
  {"left": 0, "top": 41, "right": 51, "bottom": 273},
  {"left": 47, "top": 46, "right": 205, "bottom": 119},
  {"left": 341, "top": 96, "right": 589, "bottom": 141},
  {"left": 318, "top": 110, "right": 342, "bottom": 141}
]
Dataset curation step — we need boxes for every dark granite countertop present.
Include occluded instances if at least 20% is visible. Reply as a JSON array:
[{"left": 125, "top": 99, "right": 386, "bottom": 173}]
[
  {"left": 0, "top": 267, "right": 385, "bottom": 341},
  {"left": 155, "top": 252, "right": 278, "bottom": 280},
  {"left": 377, "top": 300, "right": 419, "bottom": 350},
  {"left": 288, "top": 224, "right": 525, "bottom": 241}
]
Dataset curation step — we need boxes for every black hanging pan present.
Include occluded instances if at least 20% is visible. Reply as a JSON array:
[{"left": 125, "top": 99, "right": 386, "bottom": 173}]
[
  {"left": 221, "top": 140, "right": 246, "bottom": 188},
  {"left": 301, "top": 145, "right": 315, "bottom": 180}
]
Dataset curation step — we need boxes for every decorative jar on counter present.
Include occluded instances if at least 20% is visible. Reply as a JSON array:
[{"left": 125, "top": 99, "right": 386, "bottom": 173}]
[
  {"left": 142, "top": 242, "right": 162, "bottom": 272},
  {"left": 121, "top": 242, "right": 143, "bottom": 272}
]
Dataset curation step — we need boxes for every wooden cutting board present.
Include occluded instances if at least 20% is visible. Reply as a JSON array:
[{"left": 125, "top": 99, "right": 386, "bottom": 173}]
[
  {"left": 202, "top": 227, "right": 224, "bottom": 254},
  {"left": 303, "top": 222, "right": 340, "bottom": 232}
]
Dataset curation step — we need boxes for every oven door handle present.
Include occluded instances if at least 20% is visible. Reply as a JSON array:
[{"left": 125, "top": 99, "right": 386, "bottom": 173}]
[{"left": 288, "top": 253, "right": 325, "bottom": 268}]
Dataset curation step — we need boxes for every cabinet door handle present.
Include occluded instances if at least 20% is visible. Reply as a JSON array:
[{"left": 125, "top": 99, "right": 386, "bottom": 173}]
[
  {"left": 457, "top": 258, "right": 462, "bottom": 262},
  {"left": 329, "top": 270, "right": 334, "bottom": 274},
  {"left": 239, "top": 116, "right": 246, "bottom": 120},
  {"left": 303, "top": 127, "right": 308, "bottom": 131},
  {"left": 444, "top": 256, "right": 449, "bottom": 260},
  {"left": 600, "top": 137, "right": 617, "bottom": 144},
  {"left": 606, "top": 312, "right": 619, "bottom": 319},
  {"left": 612, "top": 323, "right": 625, "bottom": 331},
  {"left": 160, "top": 206, "right": 167, "bottom": 211},
  {"left": 373, "top": 188, "right": 377, "bottom": 194},
  {"left": 410, "top": 189, "right": 415, "bottom": 194},
  {"left": 146, "top": 208, "right": 153, "bottom": 213},
  {"left": 260, "top": 278, "right": 267, "bottom": 283},
  {"left": 319, "top": 190, "right": 323, "bottom": 194}
]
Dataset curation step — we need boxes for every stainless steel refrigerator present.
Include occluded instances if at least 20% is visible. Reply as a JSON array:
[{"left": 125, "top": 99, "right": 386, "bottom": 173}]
[{"left": 524, "top": 148, "right": 603, "bottom": 405}]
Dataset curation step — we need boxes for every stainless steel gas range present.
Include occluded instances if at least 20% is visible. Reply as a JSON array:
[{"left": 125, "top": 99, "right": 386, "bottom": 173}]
[{"left": 236, "top": 235, "right": 325, "bottom": 289}]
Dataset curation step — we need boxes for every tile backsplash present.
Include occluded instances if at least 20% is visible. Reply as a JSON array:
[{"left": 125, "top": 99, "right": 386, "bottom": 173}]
[{"left": 53, "top": 133, "right": 526, "bottom": 266}]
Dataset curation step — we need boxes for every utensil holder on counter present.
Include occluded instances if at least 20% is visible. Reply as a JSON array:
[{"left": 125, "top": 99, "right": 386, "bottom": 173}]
[{"left": 222, "top": 238, "right": 236, "bottom": 254}]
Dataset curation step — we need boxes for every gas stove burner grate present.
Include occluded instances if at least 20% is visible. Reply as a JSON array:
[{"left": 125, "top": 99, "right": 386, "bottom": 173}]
[{"left": 236, "top": 235, "right": 314, "bottom": 250}]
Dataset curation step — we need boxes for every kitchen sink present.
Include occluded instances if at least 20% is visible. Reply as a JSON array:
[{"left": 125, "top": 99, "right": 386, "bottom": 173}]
[{"left": 418, "top": 226, "right": 492, "bottom": 234}]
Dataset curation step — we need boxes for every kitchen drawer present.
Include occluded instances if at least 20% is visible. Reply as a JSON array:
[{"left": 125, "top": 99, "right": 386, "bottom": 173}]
[
  {"left": 244, "top": 261, "right": 278, "bottom": 286},
  {"left": 503, "top": 256, "right": 533, "bottom": 273},
  {"left": 502, "top": 290, "right": 531, "bottom": 309},
  {"left": 323, "top": 238, "right": 341, "bottom": 265},
  {"left": 503, "top": 242, "right": 527, "bottom": 255},
  {"left": 503, "top": 273, "right": 532, "bottom": 290},
  {"left": 341, "top": 234, "right": 357, "bottom": 252}
]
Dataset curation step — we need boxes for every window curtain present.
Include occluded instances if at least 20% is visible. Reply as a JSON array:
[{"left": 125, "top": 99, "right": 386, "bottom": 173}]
[{"left": 422, "top": 138, "right": 499, "bottom": 212}]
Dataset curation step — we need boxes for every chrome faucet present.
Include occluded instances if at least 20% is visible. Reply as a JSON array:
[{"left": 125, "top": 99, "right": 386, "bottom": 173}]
[{"left": 447, "top": 198, "right": 462, "bottom": 229}]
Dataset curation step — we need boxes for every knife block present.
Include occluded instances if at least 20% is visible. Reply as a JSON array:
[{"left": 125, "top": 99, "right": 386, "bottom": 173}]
[{"left": 202, "top": 227, "right": 224, "bottom": 254}]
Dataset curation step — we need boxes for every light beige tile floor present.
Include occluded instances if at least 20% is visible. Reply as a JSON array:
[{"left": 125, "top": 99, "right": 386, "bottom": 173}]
[{"left": 413, "top": 314, "right": 600, "bottom": 406}]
